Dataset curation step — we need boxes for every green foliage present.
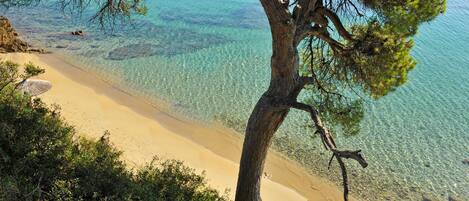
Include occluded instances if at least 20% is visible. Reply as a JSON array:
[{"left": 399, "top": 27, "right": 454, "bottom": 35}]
[
  {"left": 23, "top": 62, "right": 45, "bottom": 79},
  {"left": 0, "top": 61, "right": 20, "bottom": 91},
  {"left": 341, "top": 20, "right": 416, "bottom": 98},
  {"left": 90, "top": 0, "right": 148, "bottom": 26},
  {"left": 300, "top": 0, "right": 446, "bottom": 136},
  {"left": 134, "top": 159, "right": 228, "bottom": 201},
  {"left": 0, "top": 61, "right": 228, "bottom": 201},
  {"left": 66, "top": 134, "right": 134, "bottom": 200},
  {"left": 361, "top": 0, "right": 447, "bottom": 36}
]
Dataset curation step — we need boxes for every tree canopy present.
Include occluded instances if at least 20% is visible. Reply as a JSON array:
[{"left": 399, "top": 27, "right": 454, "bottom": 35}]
[
  {"left": 237, "top": 1, "right": 445, "bottom": 200},
  {"left": 281, "top": 0, "right": 444, "bottom": 140}
]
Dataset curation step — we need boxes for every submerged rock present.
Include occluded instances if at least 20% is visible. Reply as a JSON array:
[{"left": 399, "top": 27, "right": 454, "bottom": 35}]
[
  {"left": 107, "top": 43, "right": 157, "bottom": 60},
  {"left": 159, "top": 3, "right": 268, "bottom": 29},
  {"left": 71, "top": 30, "right": 85, "bottom": 36},
  {"left": 107, "top": 32, "right": 228, "bottom": 60}
]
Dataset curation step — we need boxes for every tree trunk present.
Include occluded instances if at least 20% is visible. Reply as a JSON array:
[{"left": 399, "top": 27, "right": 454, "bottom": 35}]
[{"left": 235, "top": 19, "right": 300, "bottom": 200}]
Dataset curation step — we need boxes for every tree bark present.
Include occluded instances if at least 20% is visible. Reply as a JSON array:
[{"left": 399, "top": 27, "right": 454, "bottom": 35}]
[
  {"left": 234, "top": 1, "right": 370, "bottom": 200},
  {"left": 234, "top": 94, "right": 289, "bottom": 201},
  {"left": 235, "top": 7, "right": 300, "bottom": 199}
]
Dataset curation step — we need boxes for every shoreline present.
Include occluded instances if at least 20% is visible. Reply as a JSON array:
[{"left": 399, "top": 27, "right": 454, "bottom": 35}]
[{"left": 0, "top": 52, "right": 355, "bottom": 201}]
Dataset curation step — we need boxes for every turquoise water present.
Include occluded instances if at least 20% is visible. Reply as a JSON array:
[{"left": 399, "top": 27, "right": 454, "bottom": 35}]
[{"left": 3, "top": 1, "right": 469, "bottom": 200}]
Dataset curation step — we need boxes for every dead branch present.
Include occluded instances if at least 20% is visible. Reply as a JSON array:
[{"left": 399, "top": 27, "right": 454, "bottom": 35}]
[{"left": 288, "top": 101, "right": 368, "bottom": 201}]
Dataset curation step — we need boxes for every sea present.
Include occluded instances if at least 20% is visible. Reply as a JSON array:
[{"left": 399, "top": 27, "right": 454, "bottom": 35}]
[{"left": 2, "top": 0, "right": 468, "bottom": 200}]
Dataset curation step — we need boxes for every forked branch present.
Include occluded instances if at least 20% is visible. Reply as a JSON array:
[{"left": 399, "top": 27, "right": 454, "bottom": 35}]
[{"left": 289, "top": 101, "right": 368, "bottom": 201}]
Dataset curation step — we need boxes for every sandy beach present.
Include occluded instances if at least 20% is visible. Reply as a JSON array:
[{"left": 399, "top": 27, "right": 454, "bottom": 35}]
[{"left": 0, "top": 53, "right": 354, "bottom": 201}]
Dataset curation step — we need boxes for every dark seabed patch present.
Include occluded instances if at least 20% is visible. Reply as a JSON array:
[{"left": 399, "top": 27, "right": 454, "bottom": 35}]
[
  {"left": 5, "top": 6, "right": 232, "bottom": 60},
  {"left": 159, "top": 3, "right": 268, "bottom": 29},
  {"left": 107, "top": 23, "right": 230, "bottom": 59},
  {"left": 107, "top": 31, "right": 229, "bottom": 60},
  {"left": 107, "top": 43, "right": 156, "bottom": 60}
]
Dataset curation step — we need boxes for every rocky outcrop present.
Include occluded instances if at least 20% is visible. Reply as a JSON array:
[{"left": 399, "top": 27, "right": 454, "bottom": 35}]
[{"left": 0, "top": 16, "right": 44, "bottom": 53}]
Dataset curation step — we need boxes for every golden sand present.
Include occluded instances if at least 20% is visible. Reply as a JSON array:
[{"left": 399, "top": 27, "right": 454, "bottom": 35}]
[{"left": 1, "top": 53, "right": 355, "bottom": 201}]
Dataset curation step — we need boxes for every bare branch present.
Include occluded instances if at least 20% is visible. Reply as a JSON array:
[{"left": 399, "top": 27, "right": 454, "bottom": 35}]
[
  {"left": 287, "top": 101, "right": 367, "bottom": 201},
  {"left": 346, "top": 0, "right": 364, "bottom": 17},
  {"left": 290, "top": 101, "right": 336, "bottom": 148},
  {"left": 318, "top": 7, "right": 354, "bottom": 41}
]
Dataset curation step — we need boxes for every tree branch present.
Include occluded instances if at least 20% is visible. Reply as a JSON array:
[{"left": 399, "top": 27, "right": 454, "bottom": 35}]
[
  {"left": 299, "top": 76, "right": 346, "bottom": 98},
  {"left": 288, "top": 101, "right": 368, "bottom": 201},
  {"left": 317, "top": 31, "right": 346, "bottom": 51},
  {"left": 318, "top": 7, "right": 354, "bottom": 41},
  {"left": 294, "top": 24, "right": 322, "bottom": 45},
  {"left": 292, "top": 0, "right": 318, "bottom": 26}
]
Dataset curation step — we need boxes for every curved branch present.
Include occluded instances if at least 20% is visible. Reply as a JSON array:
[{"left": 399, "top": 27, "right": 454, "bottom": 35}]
[
  {"left": 288, "top": 101, "right": 368, "bottom": 201},
  {"left": 299, "top": 76, "right": 346, "bottom": 98},
  {"left": 290, "top": 101, "right": 336, "bottom": 148},
  {"left": 294, "top": 24, "right": 322, "bottom": 45},
  {"left": 317, "top": 32, "right": 345, "bottom": 51},
  {"left": 318, "top": 7, "right": 354, "bottom": 41}
]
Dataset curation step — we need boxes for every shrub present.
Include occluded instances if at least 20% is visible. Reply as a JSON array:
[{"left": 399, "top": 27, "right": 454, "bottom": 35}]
[{"left": 0, "top": 61, "right": 229, "bottom": 201}]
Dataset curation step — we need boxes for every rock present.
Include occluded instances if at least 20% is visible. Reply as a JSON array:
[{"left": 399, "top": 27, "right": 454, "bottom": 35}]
[
  {"left": 0, "top": 16, "right": 46, "bottom": 53},
  {"left": 16, "top": 79, "right": 52, "bottom": 96},
  {"left": 29, "top": 48, "right": 47, "bottom": 53},
  {"left": 0, "top": 16, "right": 29, "bottom": 52},
  {"left": 71, "top": 30, "right": 85, "bottom": 36},
  {"left": 55, "top": 45, "right": 68, "bottom": 48}
]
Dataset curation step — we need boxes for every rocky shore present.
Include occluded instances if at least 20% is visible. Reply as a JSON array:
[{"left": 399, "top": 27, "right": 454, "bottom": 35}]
[{"left": 0, "top": 16, "right": 44, "bottom": 53}]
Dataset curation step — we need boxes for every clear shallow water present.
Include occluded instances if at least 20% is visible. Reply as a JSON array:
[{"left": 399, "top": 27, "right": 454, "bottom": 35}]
[{"left": 3, "top": 1, "right": 469, "bottom": 200}]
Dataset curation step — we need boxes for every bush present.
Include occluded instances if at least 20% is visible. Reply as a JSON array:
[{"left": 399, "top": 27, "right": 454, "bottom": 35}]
[{"left": 0, "top": 61, "right": 229, "bottom": 201}]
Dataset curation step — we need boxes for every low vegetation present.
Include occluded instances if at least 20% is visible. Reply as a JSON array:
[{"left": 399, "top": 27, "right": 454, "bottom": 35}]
[{"left": 0, "top": 61, "right": 228, "bottom": 201}]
